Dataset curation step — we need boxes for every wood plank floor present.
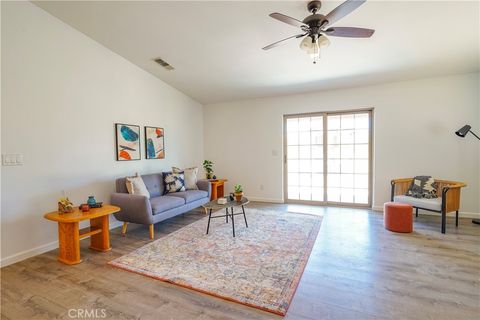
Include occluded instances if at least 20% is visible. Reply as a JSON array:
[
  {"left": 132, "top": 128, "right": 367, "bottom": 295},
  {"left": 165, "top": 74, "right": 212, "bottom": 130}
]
[{"left": 2, "top": 203, "right": 479, "bottom": 320}]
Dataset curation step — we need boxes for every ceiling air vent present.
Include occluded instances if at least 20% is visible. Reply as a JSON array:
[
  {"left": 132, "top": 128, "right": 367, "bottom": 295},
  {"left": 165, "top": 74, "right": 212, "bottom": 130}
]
[{"left": 153, "top": 57, "right": 174, "bottom": 71}]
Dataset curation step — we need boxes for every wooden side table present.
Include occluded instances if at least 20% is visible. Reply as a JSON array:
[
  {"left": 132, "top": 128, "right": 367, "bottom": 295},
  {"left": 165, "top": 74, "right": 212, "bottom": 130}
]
[
  {"left": 44, "top": 205, "right": 120, "bottom": 265},
  {"left": 210, "top": 179, "right": 228, "bottom": 201}
]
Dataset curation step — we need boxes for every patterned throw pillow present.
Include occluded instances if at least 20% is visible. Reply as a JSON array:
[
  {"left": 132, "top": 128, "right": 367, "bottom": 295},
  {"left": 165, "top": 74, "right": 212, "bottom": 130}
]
[
  {"left": 125, "top": 173, "right": 150, "bottom": 199},
  {"left": 162, "top": 172, "right": 186, "bottom": 194},
  {"left": 406, "top": 176, "right": 438, "bottom": 199},
  {"left": 172, "top": 166, "right": 198, "bottom": 190}
]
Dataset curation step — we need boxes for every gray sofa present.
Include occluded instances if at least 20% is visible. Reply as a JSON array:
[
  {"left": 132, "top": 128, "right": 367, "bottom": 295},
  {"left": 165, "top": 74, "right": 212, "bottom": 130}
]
[{"left": 111, "top": 173, "right": 211, "bottom": 239}]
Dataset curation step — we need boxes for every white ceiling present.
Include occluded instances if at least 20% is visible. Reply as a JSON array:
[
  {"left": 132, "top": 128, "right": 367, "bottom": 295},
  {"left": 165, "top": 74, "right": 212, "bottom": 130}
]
[{"left": 34, "top": 1, "right": 480, "bottom": 104}]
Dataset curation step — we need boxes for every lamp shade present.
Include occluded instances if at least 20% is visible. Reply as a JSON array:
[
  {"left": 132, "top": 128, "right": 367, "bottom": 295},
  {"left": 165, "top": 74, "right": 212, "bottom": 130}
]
[{"left": 455, "top": 125, "right": 471, "bottom": 138}]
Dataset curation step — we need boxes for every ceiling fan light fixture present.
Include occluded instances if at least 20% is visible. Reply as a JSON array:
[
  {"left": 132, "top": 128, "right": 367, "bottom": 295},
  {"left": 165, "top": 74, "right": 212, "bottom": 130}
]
[
  {"left": 299, "top": 36, "right": 329, "bottom": 64},
  {"left": 263, "top": 0, "right": 374, "bottom": 63}
]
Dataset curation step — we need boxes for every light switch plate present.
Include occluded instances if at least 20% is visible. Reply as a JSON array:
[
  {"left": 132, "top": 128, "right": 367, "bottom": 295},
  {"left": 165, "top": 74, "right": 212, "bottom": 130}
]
[{"left": 2, "top": 154, "right": 24, "bottom": 166}]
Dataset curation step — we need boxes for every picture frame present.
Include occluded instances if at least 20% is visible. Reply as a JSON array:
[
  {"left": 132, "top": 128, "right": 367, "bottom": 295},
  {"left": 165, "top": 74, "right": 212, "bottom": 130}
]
[
  {"left": 145, "top": 126, "right": 165, "bottom": 159},
  {"left": 115, "top": 123, "right": 141, "bottom": 161}
]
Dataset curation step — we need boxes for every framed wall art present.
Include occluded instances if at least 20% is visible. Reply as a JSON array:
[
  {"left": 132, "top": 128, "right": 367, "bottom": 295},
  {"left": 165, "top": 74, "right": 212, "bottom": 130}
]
[
  {"left": 115, "top": 123, "right": 141, "bottom": 161},
  {"left": 145, "top": 126, "right": 165, "bottom": 159}
]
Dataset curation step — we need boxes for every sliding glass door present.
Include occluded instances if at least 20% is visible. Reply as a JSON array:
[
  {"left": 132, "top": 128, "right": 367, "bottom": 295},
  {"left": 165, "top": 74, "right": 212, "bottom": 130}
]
[{"left": 284, "top": 110, "right": 372, "bottom": 207}]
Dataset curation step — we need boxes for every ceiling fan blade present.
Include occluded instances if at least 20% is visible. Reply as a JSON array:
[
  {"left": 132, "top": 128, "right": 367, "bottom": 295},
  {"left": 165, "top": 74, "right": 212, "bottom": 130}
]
[
  {"left": 262, "top": 34, "right": 306, "bottom": 50},
  {"left": 269, "top": 13, "right": 307, "bottom": 28},
  {"left": 325, "top": 0, "right": 367, "bottom": 26},
  {"left": 324, "top": 27, "right": 374, "bottom": 38}
]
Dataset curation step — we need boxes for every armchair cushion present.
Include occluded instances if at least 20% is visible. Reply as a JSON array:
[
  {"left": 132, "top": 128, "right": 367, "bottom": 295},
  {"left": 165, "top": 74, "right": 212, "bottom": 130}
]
[
  {"left": 169, "top": 190, "right": 208, "bottom": 203},
  {"left": 394, "top": 195, "right": 441, "bottom": 211},
  {"left": 150, "top": 196, "right": 185, "bottom": 214},
  {"left": 405, "top": 176, "right": 438, "bottom": 199}
]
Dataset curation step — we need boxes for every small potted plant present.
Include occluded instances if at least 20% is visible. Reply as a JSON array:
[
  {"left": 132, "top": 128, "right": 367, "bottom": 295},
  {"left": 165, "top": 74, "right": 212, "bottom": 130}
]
[
  {"left": 234, "top": 184, "right": 243, "bottom": 201},
  {"left": 203, "top": 160, "right": 214, "bottom": 179}
]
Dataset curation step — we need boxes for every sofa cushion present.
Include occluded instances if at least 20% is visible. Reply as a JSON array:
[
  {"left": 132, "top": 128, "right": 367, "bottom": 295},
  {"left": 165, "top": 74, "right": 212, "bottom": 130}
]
[
  {"left": 172, "top": 167, "right": 199, "bottom": 190},
  {"left": 150, "top": 196, "right": 185, "bottom": 214},
  {"left": 168, "top": 190, "right": 208, "bottom": 203},
  {"left": 141, "top": 173, "right": 165, "bottom": 198},
  {"left": 394, "top": 195, "right": 441, "bottom": 211},
  {"left": 126, "top": 174, "right": 150, "bottom": 199},
  {"left": 163, "top": 172, "right": 186, "bottom": 194}
]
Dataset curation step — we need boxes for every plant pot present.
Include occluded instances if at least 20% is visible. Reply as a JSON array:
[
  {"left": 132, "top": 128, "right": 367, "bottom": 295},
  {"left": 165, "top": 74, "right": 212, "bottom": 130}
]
[{"left": 234, "top": 192, "right": 243, "bottom": 202}]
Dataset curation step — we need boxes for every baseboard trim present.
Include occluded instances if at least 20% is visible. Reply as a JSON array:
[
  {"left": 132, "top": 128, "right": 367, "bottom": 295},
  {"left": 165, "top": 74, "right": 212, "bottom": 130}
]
[
  {"left": 372, "top": 205, "right": 480, "bottom": 218},
  {"left": 0, "top": 220, "right": 123, "bottom": 268},
  {"left": 247, "top": 197, "right": 284, "bottom": 204}
]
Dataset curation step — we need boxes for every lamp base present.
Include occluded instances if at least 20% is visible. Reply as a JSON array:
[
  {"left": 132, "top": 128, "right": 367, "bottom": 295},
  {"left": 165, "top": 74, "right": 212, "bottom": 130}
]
[{"left": 472, "top": 219, "right": 480, "bottom": 225}]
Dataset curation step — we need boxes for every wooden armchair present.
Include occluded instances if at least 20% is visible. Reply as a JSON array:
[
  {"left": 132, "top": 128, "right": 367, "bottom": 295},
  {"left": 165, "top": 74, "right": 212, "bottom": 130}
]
[{"left": 391, "top": 178, "right": 466, "bottom": 234}]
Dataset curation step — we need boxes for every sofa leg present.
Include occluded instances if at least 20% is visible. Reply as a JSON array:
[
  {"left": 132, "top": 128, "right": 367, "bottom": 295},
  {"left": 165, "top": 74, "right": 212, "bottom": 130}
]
[
  {"left": 121, "top": 222, "right": 128, "bottom": 236},
  {"left": 149, "top": 224, "right": 154, "bottom": 240},
  {"left": 441, "top": 210, "right": 446, "bottom": 234},
  {"left": 455, "top": 210, "right": 459, "bottom": 227}
]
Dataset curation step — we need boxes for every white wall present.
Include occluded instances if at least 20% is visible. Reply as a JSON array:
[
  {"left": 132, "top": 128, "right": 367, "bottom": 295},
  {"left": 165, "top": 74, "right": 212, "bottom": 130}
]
[
  {"left": 204, "top": 73, "right": 480, "bottom": 214},
  {"left": 1, "top": 2, "right": 204, "bottom": 265}
]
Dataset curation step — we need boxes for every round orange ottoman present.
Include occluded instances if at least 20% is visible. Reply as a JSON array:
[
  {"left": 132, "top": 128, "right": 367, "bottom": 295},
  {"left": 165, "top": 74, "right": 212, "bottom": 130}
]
[{"left": 384, "top": 202, "right": 413, "bottom": 233}]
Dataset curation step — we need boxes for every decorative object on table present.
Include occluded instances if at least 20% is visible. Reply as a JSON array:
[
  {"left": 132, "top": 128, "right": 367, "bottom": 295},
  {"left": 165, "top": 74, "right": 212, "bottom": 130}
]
[
  {"left": 202, "top": 160, "right": 214, "bottom": 179},
  {"left": 229, "top": 193, "right": 235, "bottom": 201},
  {"left": 89, "top": 202, "right": 103, "bottom": 208},
  {"left": 234, "top": 184, "right": 244, "bottom": 201},
  {"left": 391, "top": 178, "right": 466, "bottom": 234},
  {"left": 58, "top": 197, "right": 74, "bottom": 213},
  {"left": 80, "top": 204, "right": 90, "bottom": 212},
  {"left": 115, "top": 123, "right": 140, "bottom": 161},
  {"left": 145, "top": 126, "right": 165, "bottom": 159},
  {"left": 45, "top": 205, "right": 120, "bottom": 265},
  {"left": 162, "top": 172, "right": 186, "bottom": 194},
  {"left": 212, "top": 175, "right": 217, "bottom": 179},
  {"left": 217, "top": 197, "right": 228, "bottom": 205},
  {"left": 455, "top": 124, "right": 479, "bottom": 225},
  {"left": 87, "top": 195, "right": 97, "bottom": 206},
  {"left": 172, "top": 166, "right": 198, "bottom": 190},
  {"left": 109, "top": 208, "right": 322, "bottom": 316}
]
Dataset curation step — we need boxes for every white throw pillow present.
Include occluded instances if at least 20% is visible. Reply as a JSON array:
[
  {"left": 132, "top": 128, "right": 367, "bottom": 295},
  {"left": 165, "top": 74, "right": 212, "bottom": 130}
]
[
  {"left": 172, "top": 167, "right": 198, "bottom": 190},
  {"left": 125, "top": 174, "right": 150, "bottom": 198}
]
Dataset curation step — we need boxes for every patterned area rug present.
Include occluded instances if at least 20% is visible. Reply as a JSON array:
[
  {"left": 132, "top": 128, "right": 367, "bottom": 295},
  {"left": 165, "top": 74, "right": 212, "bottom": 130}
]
[{"left": 109, "top": 208, "right": 322, "bottom": 315}]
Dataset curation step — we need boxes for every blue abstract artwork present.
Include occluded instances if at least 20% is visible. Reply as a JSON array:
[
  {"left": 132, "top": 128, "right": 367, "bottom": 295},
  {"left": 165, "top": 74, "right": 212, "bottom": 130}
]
[
  {"left": 145, "top": 127, "right": 165, "bottom": 159},
  {"left": 115, "top": 124, "right": 140, "bottom": 161}
]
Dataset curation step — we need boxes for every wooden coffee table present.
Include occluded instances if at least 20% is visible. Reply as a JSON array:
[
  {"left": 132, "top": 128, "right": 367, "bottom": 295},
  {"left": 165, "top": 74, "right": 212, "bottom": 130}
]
[
  {"left": 203, "top": 197, "right": 249, "bottom": 237},
  {"left": 44, "top": 205, "right": 120, "bottom": 265}
]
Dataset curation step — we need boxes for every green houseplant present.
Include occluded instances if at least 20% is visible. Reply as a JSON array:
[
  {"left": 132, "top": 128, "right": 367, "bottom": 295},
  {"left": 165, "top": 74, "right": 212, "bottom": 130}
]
[
  {"left": 203, "top": 160, "right": 214, "bottom": 179},
  {"left": 234, "top": 184, "right": 243, "bottom": 201}
]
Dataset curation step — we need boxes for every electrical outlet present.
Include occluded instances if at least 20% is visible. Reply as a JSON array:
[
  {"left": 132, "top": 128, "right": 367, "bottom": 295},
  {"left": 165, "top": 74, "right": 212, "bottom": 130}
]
[
  {"left": 2, "top": 154, "right": 23, "bottom": 166},
  {"left": 2, "top": 154, "right": 24, "bottom": 166}
]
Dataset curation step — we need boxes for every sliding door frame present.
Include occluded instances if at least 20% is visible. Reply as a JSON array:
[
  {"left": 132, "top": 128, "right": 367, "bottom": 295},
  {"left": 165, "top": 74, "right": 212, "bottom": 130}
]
[{"left": 283, "top": 108, "right": 374, "bottom": 208}]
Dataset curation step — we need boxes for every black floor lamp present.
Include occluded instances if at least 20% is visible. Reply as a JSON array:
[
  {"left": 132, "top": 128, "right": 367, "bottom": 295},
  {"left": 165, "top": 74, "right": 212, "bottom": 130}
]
[{"left": 455, "top": 125, "right": 480, "bottom": 225}]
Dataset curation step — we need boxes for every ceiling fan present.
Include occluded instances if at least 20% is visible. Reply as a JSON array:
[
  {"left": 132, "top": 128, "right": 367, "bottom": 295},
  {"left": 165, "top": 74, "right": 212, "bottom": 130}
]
[{"left": 262, "top": 0, "right": 375, "bottom": 63}]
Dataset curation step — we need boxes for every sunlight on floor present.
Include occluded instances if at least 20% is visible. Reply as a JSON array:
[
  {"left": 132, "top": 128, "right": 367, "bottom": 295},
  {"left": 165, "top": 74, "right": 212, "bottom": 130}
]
[{"left": 286, "top": 204, "right": 326, "bottom": 216}]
